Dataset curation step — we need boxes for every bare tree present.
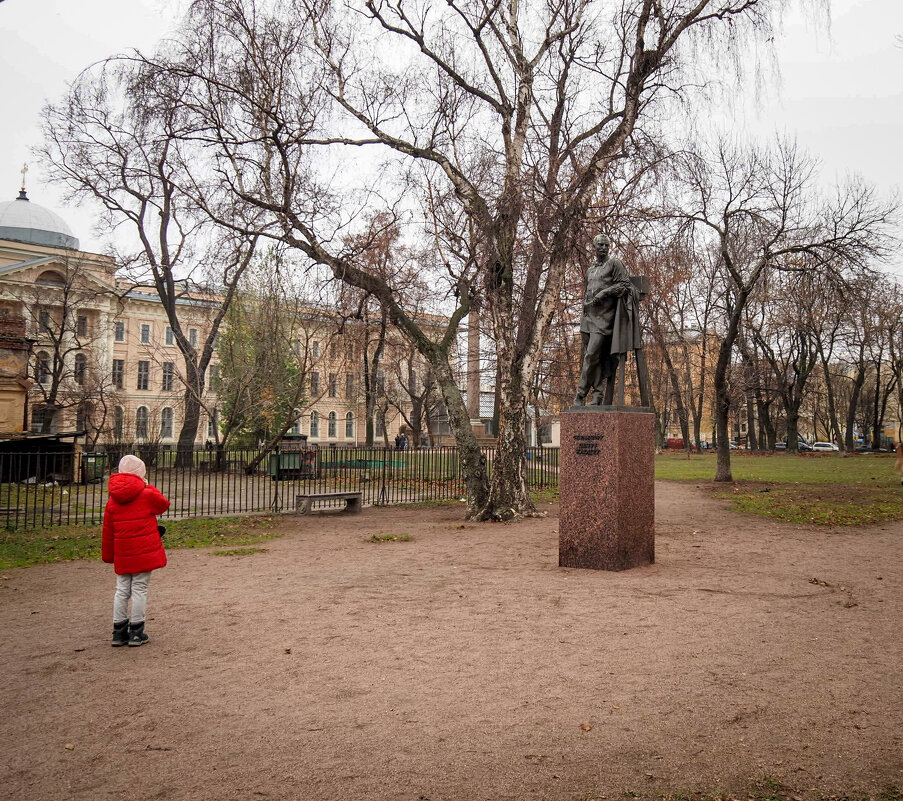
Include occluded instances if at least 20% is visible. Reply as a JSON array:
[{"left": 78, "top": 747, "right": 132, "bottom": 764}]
[
  {"left": 6, "top": 259, "right": 115, "bottom": 435},
  {"left": 747, "top": 270, "right": 822, "bottom": 453},
  {"left": 668, "top": 138, "right": 897, "bottom": 481},
  {"left": 90, "top": 0, "right": 799, "bottom": 519},
  {"left": 40, "top": 61, "right": 259, "bottom": 463}
]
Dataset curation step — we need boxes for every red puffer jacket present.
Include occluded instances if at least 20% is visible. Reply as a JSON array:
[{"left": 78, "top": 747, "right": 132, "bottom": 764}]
[{"left": 102, "top": 473, "right": 170, "bottom": 575}]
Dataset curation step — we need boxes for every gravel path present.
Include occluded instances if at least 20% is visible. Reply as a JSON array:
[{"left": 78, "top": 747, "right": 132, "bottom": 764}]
[{"left": 1, "top": 482, "right": 901, "bottom": 800}]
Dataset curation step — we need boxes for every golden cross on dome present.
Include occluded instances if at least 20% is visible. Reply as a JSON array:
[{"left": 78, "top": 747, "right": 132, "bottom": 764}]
[{"left": 20, "top": 163, "right": 28, "bottom": 192}]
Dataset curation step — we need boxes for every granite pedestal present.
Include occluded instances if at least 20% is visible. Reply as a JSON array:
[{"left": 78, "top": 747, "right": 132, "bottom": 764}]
[{"left": 559, "top": 407, "right": 655, "bottom": 571}]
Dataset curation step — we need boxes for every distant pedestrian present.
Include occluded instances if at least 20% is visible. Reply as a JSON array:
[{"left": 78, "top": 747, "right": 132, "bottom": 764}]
[
  {"left": 102, "top": 455, "right": 170, "bottom": 648},
  {"left": 400, "top": 433, "right": 408, "bottom": 451},
  {"left": 394, "top": 434, "right": 403, "bottom": 450}
]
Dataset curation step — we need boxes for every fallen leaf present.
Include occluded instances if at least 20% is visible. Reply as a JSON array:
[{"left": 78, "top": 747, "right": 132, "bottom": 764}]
[
  {"left": 580, "top": 723, "right": 593, "bottom": 731},
  {"left": 283, "top": 648, "right": 292, "bottom": 655},
  {"left": 64, "top": 743, "right": 74, "bottom": 750},
  {"left": 73, "top": 648, "right": 85, "bottom": 653}
]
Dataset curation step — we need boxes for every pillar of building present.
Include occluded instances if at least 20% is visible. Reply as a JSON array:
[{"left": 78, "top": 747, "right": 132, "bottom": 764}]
[{"left": 466, "top": 300, "right": 484, "bottom": 436}]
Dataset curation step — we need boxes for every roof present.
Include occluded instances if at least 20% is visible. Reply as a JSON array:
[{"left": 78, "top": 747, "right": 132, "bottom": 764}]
[{"left": 0, "top": 192, "right": 80, "bottom": 251}]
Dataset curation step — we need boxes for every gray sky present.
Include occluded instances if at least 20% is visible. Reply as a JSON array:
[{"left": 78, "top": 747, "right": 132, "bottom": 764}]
[{"left": 1, "top": 0, "right": 901, "bottom": 259}]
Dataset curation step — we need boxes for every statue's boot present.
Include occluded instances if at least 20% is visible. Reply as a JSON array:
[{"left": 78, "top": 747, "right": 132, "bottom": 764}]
[
  {"left": 587, "top": 391, "right": 604, "bottom": 406},
  {"left": 572, "top": 393, "right": 586, "bottom": 407}
]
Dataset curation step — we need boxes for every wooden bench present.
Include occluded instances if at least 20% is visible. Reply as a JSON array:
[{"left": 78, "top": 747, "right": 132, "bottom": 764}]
[{"left": 295, "top": 491, "right": 363, "bottom": 515}]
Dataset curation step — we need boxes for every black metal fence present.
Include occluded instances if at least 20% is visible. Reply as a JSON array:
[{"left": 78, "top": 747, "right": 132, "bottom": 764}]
[{"left": 0, "top": 445, "right": 559, "bottom": 530}]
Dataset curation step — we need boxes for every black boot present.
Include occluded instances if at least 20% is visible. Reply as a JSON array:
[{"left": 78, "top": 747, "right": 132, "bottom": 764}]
[
  {"left": 111, "top": 619, "right": 130, "bottom": 648},
  {"left": 128, "top": 621, "right": 149, "bottom": 647}
]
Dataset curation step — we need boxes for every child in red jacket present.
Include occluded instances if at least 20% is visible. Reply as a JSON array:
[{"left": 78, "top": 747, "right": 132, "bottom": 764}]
[{"left": 102, "top": 455, "right": 170, "bottom": 647}]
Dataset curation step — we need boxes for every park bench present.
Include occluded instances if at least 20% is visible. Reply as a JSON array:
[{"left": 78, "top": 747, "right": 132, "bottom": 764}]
[{"left": 295, "top": 491, "right": 363, "bottom": 515}]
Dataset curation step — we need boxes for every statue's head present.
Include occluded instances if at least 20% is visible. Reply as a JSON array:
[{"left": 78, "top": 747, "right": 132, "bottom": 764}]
[{"left": 592, "top": 233, "right": 610, "bottom": 257}]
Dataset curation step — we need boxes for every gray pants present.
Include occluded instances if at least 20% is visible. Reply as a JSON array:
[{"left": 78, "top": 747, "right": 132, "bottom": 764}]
[{"left": 113, "top": 572, "right": 151, "bottom": 624}]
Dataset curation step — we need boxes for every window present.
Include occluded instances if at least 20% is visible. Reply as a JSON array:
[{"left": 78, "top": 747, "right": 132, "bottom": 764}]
[
  {"left": 310, "top": 411, "right": 319, "bottom": 438},
  {"left": 36, "top": 270, "right": 65, "bottom": 287},
  {"left": 208, "top": 365, "right": 219, "bottom": 392},
  {"left": 77, "top": 315, "right": 88, "bottom": 338},
  {"left": 75, "top": 403, "right": 87, "bottom": 432},
  {"left": 74, "top": 353, "right": 87, "bottom": 385},
  {"left": 140, "top": 323, "right": 151, "bottom": 344},
  {"left": 376, "top": 370, "right": 386, "bottom": 396},
  {"left": 189, "top": 328, "right": 198, "bottom": 348},
  {"left": 38, "top": 310, "right": 52, "bottom": 334},
  {"left": 290, "top": 414, "right": 301, "bottom": 435},
  {"left": 160, "top": 407, "right": 173, "bottom": 439},
  {"left": 114, "top": 321, "right": 125, "bottom": 342},
  {"left": 408, "top": 368, "right": 417, "bottom": 393},
  {"left": 162, "top": 362, "right": 175, "bottom": 392},
  {"left": 329, "top": 341, "right": 338, "bottom": 359},
  {"left": 328, "top": 373, "right": 337, "bottom": 397},
  {"left": 345, "top": 373, "right": 354, "bottom": 399},
  {"left": 35, "top": 352, "right": 51, "bottom": 385},
  {"left": 207, "top": 408, "right": 219, "bottom": 439},
  {"left": 375, "top": 412, "right": 385, "bottom": 437},
  {"left": 113, "top": 407, "right": 124, "bottom": 440},
  {"left": 31, "top": 405, "right": 56, "bottom": 433},
  {"left": 137, "top": 361, "right": 150, "bottom": 390},
  {"left": 165, "top": 326, "right": 174, "bottom": 346},
  {"left": 310, "top": 371, "right": 320, "bottom": 395},
  {"left": 345, "top": 412, "right": 354, "bottom": 439},
  {"left": 135, "top": 406, "right": 148, "bottom": 440},
  {"left": 112, "top": 359, "right": 124, "bottom": 389},
  {"left": 328, "top": 411, "right": 337, "bottom": 438},
  {"left": 312, "top": 341, "right": 320, "bottom": 358}
]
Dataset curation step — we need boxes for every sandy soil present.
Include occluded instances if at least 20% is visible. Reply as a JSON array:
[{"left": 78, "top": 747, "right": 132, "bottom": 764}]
[{"left": 1, "top": 482, "right": 901, "bottom": 801}]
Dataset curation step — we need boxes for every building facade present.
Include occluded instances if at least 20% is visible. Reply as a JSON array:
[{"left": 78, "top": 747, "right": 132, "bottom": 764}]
[{"left": 0, "top": 188, "right": 437, "bottom": 448}]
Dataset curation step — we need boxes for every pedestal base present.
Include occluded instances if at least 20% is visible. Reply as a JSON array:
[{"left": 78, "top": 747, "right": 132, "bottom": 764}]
[{"left": 559, "top": 407, "right": 655, "bottom": 571}]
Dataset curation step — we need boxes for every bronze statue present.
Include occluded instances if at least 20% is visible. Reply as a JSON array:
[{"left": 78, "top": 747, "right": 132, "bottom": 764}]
[{"left": 574, "top": 233, "right": 649, "bottom": 407}]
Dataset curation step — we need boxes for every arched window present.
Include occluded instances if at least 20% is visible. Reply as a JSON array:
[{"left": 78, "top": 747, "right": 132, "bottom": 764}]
[
  {"left": 345, "top": 412, "right": 354, "bottom": 439},
  {"left": 73, "top": 353, "right": 87, "bottom": 385},
  {"left": 328, "top": 411, "right": 337, "bottom": 438},
  {"left": 113, "top": 407, "right": 124, "bottom": 441},
  {"left": 310, "top": 410, "right": 319, "bottom": 438},
  {"left": 35, "top": 270, "right": 65, "bottom": 287},
  {"left": 160, "top": 407, "right": 173, "bottom": 439},
  {"left": 35, "top": 351, "right": 51, "bottom": 385},
  {"left": 135, "top": 406, "right": 148, "bottom": 440},
  {"left": 375, "top": 413, "right": 385, "bottom": 437}
]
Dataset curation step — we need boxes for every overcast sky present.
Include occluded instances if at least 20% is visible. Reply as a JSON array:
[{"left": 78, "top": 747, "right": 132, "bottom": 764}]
[{"left": 1, "top": 0, "right": 901, "bottom": 263}]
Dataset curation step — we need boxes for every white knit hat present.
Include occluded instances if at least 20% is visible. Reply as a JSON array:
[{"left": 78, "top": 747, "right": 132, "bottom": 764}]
[{"left": 117, "top": 454, "right": 147, "bottom": 479}]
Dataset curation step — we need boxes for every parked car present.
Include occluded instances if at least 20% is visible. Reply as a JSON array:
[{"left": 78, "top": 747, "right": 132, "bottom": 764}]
[
  {"left": 775, "top": 441, "right": 813, "bottom": 452},
  {"left": 812, "top": 441, "right": 840, "bottom": 452},
  {"left": 778, "top": 436, "right": 813, "bottom": 452}
]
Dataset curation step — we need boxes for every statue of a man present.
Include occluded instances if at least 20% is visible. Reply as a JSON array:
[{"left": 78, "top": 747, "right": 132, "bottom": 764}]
[{"left": 574, "top": 233, "right": 642, "bottom": 406}]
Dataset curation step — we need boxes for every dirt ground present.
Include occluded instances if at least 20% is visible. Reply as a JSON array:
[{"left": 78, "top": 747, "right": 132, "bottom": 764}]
[{"left": 1, "top": 482, "right": 901, "bottom": 801}]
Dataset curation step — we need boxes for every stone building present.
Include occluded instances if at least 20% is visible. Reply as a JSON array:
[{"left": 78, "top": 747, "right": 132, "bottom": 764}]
[{"left": 0, "top": 184, "right": 439, "bottom": 448}]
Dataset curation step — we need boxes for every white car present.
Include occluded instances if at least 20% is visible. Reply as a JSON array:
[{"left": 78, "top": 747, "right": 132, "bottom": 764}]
[{"left": 812, "top": 441, "right": 839, "bottom": 452}]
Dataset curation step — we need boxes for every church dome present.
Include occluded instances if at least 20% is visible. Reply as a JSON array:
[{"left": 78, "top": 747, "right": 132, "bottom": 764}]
[{"left": 0, "top": 190, "right": 80, "bottom": 251}]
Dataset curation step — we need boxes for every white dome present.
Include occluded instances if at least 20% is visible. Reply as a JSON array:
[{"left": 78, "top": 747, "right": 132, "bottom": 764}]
[{"left": 0, "top": 192, "right": 80, "bottom": 250}]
